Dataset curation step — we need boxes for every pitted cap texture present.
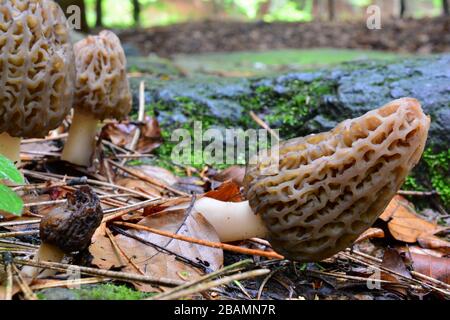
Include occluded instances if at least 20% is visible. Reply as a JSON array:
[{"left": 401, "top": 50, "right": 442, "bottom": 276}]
[
  {"left": 74, "top": 30, "right": 131, "bottom": 121},
  {"left": 244, "top": 98, "right": 430, "bottom": 262},
  {"left": 0, "top": 0, "right": 75, "bottom": 138}
]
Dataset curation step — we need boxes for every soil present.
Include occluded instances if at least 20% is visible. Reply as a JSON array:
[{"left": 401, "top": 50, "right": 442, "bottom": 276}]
[{"left": 116, "top": 17, "right": 450, "bottom": 57}]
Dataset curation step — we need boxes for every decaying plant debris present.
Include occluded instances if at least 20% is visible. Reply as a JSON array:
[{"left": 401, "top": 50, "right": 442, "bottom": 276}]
[{"left": 0, "top": 84, "right": 449, "bottom": 300}]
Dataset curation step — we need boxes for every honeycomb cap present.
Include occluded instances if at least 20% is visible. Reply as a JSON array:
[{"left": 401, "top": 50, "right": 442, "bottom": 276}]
[
  {"left": 0, "top": 0, "right": 75, "bottom": 138},
  {"left": 244, "top": 98, "right": 430, "bottom": 261},
  {"left": 73, "top": 30, "right": 131, "bottom": 121}
]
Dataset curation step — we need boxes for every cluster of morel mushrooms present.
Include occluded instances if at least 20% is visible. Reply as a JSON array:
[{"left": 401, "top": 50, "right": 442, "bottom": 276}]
[{"left": 0, "top": 0, "right": 431, "bottom": 279}]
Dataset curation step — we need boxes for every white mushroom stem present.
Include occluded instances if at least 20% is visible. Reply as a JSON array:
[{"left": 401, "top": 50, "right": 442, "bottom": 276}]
[
  {"left": 21, "top": 243, "right": 65, "bottom": 279},
  {"left": 0, "top": 132, "right": 21, "bottom": 165},
  {"left": 61, "top": 109, "right": 99, "bottom": 167},
  {"left": 193, "top": 197, "right": 268, "bottom": 242}
]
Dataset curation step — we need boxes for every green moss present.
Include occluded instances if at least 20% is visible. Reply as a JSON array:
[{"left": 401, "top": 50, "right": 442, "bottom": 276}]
[
  {"left": 423, "top": 148, "right": 450, "bottom": 206},
  {"left": 73, "top": 284, "right": 154, "bottom": 300}
]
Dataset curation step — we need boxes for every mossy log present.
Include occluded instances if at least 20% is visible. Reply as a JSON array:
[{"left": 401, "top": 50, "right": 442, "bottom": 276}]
[{"left": 129, "top": 54, "right": 450, "bottom": 208}]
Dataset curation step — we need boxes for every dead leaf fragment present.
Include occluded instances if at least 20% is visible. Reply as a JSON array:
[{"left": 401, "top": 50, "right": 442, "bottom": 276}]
[
  {"left": 406, "top": 253, "right": 450, "bottom": 285},
  {"left": 114, "top": 209, "right": 223, "bottom": 292},
  {"left": 380, "top": 196, "right": 444, "bottom": 243}
]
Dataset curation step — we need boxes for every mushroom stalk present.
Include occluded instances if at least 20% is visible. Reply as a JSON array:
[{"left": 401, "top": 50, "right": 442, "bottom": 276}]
[
  {"left": 21, "top": 243, "right": 65, "bottom": 278},
  {"left": 61, "top": 109, "right": 99, "bottom": 167},
  {"left": 193, "top": 197, "right": 268, "bottom": 242},
  {"left": 0, "top": 132, "right": 21, "bottom": 164}
]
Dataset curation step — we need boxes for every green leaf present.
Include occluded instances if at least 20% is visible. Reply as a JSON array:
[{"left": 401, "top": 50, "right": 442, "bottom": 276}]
[
  {"left": 0, "top": 154, "right": 24, "bottom": 184},
  {"left": 0, "top": 184, "right": 23, "bottom": 216}
]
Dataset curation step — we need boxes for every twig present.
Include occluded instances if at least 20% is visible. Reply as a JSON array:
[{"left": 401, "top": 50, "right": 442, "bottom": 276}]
[
  {"left": 249, "top": 111, "right": 280, "bottom": 141},
  {"left": 0, "top": 231, "right": 39, "bottom": 239},
  {"left": 23, "top": 170, "right": 155, "bottom": 200},
  {"left": 31, "top": 277, "right": 107, "bottom": 291},
  {"left": 111, "top": 225, "right": 208, "bottom": 272},
  {"left": 9, "top": 258, "right": 184, "bottom": 287},
  {"left": 153, "top": 259, "right": 254, "bottom": 300},
  {"left": 102, "top": 198, "right": 164, "bottom": 222},
  {"left": 398, "top": 190, "right": 439, "bottom": 196},
  {"left": 257, "top": 269, "right": 278, "bottom": 300},
  {"left": 124, "top": 81, "right": 146, "bottom": 159},
  {"left": 150, "top": 269, "right": 270, "bottom": 300},
  {"left": 0, "top": 219, "right": 41, "bottom": 228},
  {"left": 11, "top": 263, "right": 37, "bottom": 300},
  {"left": 114, "top": 221, "right": 284, "bottom": 260},
  {"left": 2, "top": 253, "right": 13, "bottom": 300}
]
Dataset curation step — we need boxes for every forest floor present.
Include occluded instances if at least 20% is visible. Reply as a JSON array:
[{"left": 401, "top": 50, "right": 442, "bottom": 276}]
[
  {"left": 1, "top": 42, "right": 449, "bottom": 300},
  {"left": 116, "top": 17, "right": 450, "bottom": 57}
]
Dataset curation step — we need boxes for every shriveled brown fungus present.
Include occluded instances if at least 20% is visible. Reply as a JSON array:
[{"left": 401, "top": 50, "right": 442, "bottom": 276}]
[
  {"left": 193, "top": 98, "right": 430, "bottom": 262},
  {"left": 0, "top": 0, "right": 75, "bottom": 163},
  {"left": 22, "top": 186, "right": 103, "bottom": 278},
  {"left": 61, "top": 30, "right": 132, "bottom": 167}
]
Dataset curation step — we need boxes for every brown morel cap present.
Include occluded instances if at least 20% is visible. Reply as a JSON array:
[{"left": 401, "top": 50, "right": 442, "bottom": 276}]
[
  {"left": 0, "top": 0, "right": 75, "bottom": 138},
  {"left": 74, "top": 30, "right": 132, "bottom": 121},
  {"left": 40, "top": 186, "right": 103, "bottom": 253},
  {"left": 244, "top": 98, "right": 430, "bottom": 262}
]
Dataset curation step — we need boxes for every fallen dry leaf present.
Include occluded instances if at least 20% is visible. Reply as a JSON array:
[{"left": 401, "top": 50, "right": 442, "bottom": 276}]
[
  {"left": 101, "top": 116, "right": 162, "bottom": 154},
  {"left": 405, "top": 253, "right": 450, "bottom": 285},
  {"left": 380, "top": 248, "right": 411, "bottom": 296},
  {"left": 115, "top": 177, "right": 162, "bottom": 197},
  {"left": 379, "top": 195, "right": 444, "bottom": 243},
  {"left": 417, "top": 235, "right": 450, "bottom": 255},
  {"left": 354, "top": 228, "right": 385, "bottom": 243},
  {"left": 203, "top": 180, "right": 243, "bottom": 202},
  {"left": 90, "top": 224, "right": 124, "bottom": 270},
  {"left": 113, "top": 208, "right": 223, "bottom": 292},
  {"left": 135, "top": 165, "right": 178, "bottom": 186},
  {"left": 213, "top": 166, "right": 246, "bottom": 187}
]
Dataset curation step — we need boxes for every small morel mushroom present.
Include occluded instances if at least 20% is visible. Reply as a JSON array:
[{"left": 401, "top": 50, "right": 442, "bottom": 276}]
[
  {"left": 61, "top": 31, "right": 132, "bottom": 167},
  {"left": 22, "top": 186, "right": 103, "bottom": 278},
  {"left": 194, "top": 98, "right": 430, "bottom": 262},
  {"left": 0, "top": 0, "right": 75, "bottom": 163}
]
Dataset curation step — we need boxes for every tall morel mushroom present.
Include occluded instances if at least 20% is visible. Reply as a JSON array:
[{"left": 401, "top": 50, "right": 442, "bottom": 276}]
[
  {"left": 193, "top": 98, "right": 430, "bottom": 262},
  {"left": 0, "top": 0, "right": 75, "bottom": 163},
  {"left": 61, "top": 30, "right": 132, "bottom": 167},
  {"left": 22, "top": 186, "right": 103, "bottom": 278}
]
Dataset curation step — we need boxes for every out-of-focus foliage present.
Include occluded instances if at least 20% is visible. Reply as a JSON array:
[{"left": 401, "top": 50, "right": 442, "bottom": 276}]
[{"left": 82, "top": 0, "right": 447, "bottom": 29}]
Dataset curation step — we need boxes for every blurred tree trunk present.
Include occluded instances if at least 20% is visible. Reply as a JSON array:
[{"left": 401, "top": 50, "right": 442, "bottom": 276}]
[
  {"left": 328, "top": 0, "right": 335, "bottom": 21},
  {"left": 132, "top": 0, "right": 141, "bottom": 27},
  {"left": 56, "top": 0, "right": 89, "bottom": 33},
  {"left": 56, "top": 0, "right": 89, "bottom": 32},
  {"left": 95, "top": 0, "right": 103, "bottom": 27},
  {"left": 444, "top": 0, "right": 449, "bottom": 16},
  {"left": 399, "top": 0, "right": 406, "bottom": 18}
]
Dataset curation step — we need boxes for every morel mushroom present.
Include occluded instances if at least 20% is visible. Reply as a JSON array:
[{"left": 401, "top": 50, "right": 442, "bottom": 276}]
[
  {"left": 194, "top": 98, "right": 430, "bottom": 262},
  {"left": 61, "top": 31, "right": 132, "bottom": 167},
  {"left": 22, "top": 186, "right": 103, "bottom": 278},
  {"left": 0, "top": 0, "right": 75, "bottom": 163}
]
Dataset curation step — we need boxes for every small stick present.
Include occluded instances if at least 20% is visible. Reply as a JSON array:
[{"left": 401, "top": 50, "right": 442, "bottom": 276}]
[
  {"left": 0, "top": 219, "right": 41, "bottom": 228},
  {"left": 11, "top": 258, "right": 184, "bottom": 287},
  {"left": 23, "top": 169, "right": 155, "bottom": 200},
  {"left": 114, "top": 221, "right": 284, "bottom": 260},
  {"left": 24, "top": 193, "right": 135, "bottom": 208},
  {"left": 31, "top": 277, "right": 107, "bottom": 291},
  {"left": 0, "top": 230, "right": 39, "bottom": 239},
  {"left": 154, "top": 259, "right": 254, "bottom": 300},
  {"left": 102, "top": 198, "right": 164, "bottom": 222},
  {"left": 398, "top": 190, "right": 439, "bottom": 196},
  {"left": 249, "top": 111, "right": 280, "bottom": 141},
  {"left": 3, "top": 254, "right": 13, "bottom": 300},
  {"left": 11, "top": 263, "right": 37, "bottom": 300},
  {"left": 150, "top": 269, "right": 270, "bottom": 300},
  {"left": 105, "top": 227, "right": 145, "bottom": 275},
  {"left": 21, "top": 133, "right": 68, "bottom": 144},
  {"left": 122, "top": 81, "right": 146, "bottom": 164}
]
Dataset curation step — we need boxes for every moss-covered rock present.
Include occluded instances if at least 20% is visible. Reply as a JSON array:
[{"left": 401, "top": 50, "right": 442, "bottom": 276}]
[{"left": 129, "top": 54, "right": 450, "bottom": 208}]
